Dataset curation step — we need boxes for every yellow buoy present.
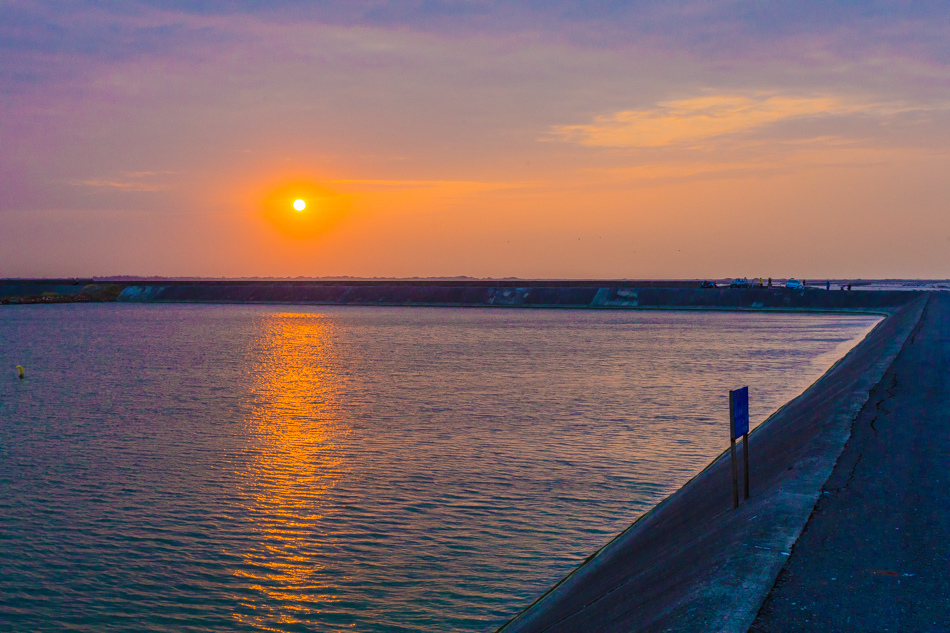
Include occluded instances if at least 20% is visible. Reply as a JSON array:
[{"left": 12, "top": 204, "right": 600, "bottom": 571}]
[{"left": 16, "top": 365, "right": 25, "bottom": 379}]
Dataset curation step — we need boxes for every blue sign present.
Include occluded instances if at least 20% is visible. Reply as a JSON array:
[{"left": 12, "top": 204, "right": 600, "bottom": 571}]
[{"left": 731, "top": 387, "right": 749, "bottom": 439}]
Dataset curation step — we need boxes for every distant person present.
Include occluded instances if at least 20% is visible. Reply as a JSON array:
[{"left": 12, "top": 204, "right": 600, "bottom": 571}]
[
  {"left": 848, "top": 283, "right": 852, "bottom": 291},
  {"left": 826, "top": 281, "right": 830, "bottom": 291},
  {"left": 768, "top": 277, "right": 772, "bottom": 288}
]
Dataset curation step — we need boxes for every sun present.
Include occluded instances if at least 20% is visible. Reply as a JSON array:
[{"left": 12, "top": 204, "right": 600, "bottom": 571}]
[{"left": 259, "top": 182, "right": 351, "bottom": 239}]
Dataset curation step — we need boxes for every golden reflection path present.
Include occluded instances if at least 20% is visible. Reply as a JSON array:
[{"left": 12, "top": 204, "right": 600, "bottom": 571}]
[{"left": 233, "top": 312, "right": 350, "bottom": 630}]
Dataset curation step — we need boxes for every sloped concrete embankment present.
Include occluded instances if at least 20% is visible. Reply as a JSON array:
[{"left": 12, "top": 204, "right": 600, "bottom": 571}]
[{"left": 497, "top": 297, "right": 927, "bottom": 633}]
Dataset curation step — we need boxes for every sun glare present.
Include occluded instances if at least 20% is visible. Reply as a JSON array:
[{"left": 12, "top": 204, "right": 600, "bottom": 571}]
[{"left": 259, "top": 181, "right": 350, "bottom": 239}]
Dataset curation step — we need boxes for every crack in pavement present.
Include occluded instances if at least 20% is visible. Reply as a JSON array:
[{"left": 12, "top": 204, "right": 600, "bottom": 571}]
[
  {"left": 869, "top": 372, "right": 897, "bottom": 435},
  {"left": 841, "top": 452, "right": 863, "bottom": 493}
]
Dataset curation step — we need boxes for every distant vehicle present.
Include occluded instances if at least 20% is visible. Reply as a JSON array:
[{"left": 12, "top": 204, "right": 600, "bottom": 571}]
[
  {"left": 729, "top": 278, "right": 751, "bottom": 288},
  {"left": 701, "top": 280, "right": 717, "bottom": 288},
  {"left": 785, "top": 279, "right": 804, "bottom": 289}
]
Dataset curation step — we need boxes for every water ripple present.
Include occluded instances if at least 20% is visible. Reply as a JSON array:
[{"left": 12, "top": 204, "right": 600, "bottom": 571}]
[{"left": 0, "top": 304, "right": 878, "bottom": 631}]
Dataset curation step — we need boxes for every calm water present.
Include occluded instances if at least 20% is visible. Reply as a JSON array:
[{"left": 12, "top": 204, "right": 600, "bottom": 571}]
[{"left": 0, "top": 304, "right": 879, "bottom": 632}]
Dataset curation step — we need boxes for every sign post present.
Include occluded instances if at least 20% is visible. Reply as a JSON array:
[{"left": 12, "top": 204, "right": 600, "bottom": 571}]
[{"left": 729, "top": 387, "right": 750, "bottom": 509}]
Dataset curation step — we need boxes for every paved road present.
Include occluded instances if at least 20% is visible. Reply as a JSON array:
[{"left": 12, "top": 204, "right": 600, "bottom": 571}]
[{"left": 751, "top": 293, "right": 950, "bottom": 632}]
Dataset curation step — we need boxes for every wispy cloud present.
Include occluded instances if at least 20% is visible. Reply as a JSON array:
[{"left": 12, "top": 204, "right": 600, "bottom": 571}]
[
  {"left": 328, "top": 178, "right": 533, "bottom": 193},
  {"left": 550, "top": 94, "right": 920, "bottom": 148},
  {"left": 70, "top": 171, "right": 176, "bottom": 192},
  {"left": 588, "top": 143, "right": 929, "bottom": 186},
  {"left": 123, "top": 170, "right": 177, "bottom": 178}
]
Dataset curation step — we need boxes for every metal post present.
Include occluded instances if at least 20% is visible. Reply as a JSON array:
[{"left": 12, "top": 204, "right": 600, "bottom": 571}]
[
  {"left": 730, "top": 437, "right": 739, "bottom": 509},
  {"left": 730, "top": 391, "right": 739, "bottom": 509},
  {"left": 743, "top": 432, "right": 750, "bottom": 500}
]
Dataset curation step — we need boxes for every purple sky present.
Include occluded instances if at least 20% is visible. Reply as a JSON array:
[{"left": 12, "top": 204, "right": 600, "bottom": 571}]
[{"left": 2, "top": 1, "right": 949, "bottom": 278}]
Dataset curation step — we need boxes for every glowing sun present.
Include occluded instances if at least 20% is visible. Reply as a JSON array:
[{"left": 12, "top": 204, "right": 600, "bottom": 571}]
[{"left": 260, "top": 182, "right": 350, "bottom": 239}]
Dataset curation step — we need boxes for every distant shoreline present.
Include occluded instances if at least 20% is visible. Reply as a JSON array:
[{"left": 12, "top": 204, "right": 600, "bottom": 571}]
[{"left": 0, "top": 279, "right": 923, "bottom": 312}]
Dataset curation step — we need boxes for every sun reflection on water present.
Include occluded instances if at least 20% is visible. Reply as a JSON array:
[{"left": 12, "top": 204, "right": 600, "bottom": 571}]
[{"left": 233, "top": 312, "right": 349, "bottom": 630}]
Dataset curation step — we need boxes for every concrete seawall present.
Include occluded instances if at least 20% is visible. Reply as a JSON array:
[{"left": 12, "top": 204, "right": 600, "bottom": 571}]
[
  {"left": 111, "top": 281, "right": 916, "bottom": 312},
  {"left": 0, "top": 279, "right": 919, "bottom": 312},
  {"left": 496, "top": 296, "right": 927, "bottom": 633}
]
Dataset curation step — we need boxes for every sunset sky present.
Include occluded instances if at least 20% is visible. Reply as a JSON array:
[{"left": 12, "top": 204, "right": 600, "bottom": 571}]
[{"left": 2, "top": 1, "right": 949, "bottom": 279}]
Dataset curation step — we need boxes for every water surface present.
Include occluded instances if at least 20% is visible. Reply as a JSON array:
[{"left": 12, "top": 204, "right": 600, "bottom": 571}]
[{"left": 0, "top": 304, "right": 879, "bottom": 631}]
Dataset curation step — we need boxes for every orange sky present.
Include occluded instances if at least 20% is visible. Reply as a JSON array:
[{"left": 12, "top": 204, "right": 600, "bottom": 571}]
[{"left": 2, "top": 3, "right": 949, "bottom": 279}]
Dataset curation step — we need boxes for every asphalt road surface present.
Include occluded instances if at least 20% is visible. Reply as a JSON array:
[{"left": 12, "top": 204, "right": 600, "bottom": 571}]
[{"left": 751, "top": 293, "right": 950, "bottom": 632}]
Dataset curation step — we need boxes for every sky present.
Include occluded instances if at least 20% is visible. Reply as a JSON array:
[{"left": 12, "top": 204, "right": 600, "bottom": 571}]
[{"left": 2, "top": 1, "right": 949, "bottom": 279}]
